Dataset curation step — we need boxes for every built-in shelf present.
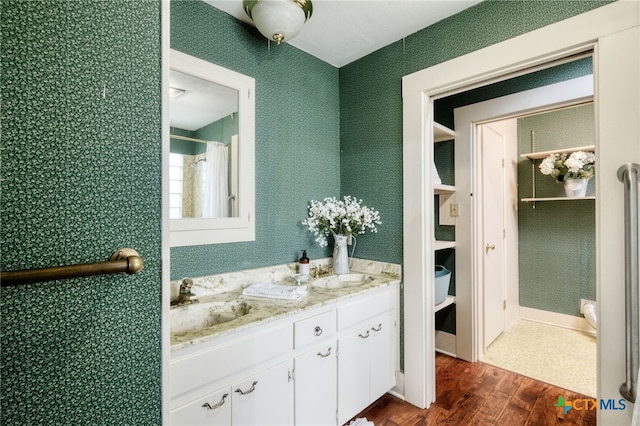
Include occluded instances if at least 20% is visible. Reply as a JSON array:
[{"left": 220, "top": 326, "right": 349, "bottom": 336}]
[
  {"left": 521, "top": 145, "right": 595, "bottom": 202},
  {"left": 434, "top": 123, "right": 455, "bottom": 143},
  {"left": 435, "top": 296, "right": 456, "bottom": 313},
  {"left": 520, "top": 145, "right": 595, "bottom": 161},
  {"left": 521, "top": 196, "right": 595, "bottom": 202},
  {"left": 434, "top": 240, "right": 456, "bottom": 250},
  {"left": 434, "top": 184, "right": 455, "bottom": 194}
]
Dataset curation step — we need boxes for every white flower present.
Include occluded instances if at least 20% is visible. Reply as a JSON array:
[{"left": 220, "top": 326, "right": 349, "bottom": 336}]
[
  {"left": 538, "top": 150, "right": 595, "bottom": 181},
  {"left": 539, "top": 154, "right": 557, "bottom": 175},
  {"left": 302, "top": 196, "right": 382, "bottom": 247}
]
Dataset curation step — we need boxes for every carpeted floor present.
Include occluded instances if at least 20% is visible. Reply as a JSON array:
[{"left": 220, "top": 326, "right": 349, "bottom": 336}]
[{"left": 481, "top": 319, "right": 597, "bottom": 397}]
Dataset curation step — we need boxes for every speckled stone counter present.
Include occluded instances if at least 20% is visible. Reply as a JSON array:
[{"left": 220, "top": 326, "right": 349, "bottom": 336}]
[{"left": 170, "top": 258, "right": 401, "bottom": 350}]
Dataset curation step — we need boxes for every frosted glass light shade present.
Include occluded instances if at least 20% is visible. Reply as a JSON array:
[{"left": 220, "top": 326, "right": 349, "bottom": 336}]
[{"left": 245, "top": 0, "right": 311, "bottom": 44}]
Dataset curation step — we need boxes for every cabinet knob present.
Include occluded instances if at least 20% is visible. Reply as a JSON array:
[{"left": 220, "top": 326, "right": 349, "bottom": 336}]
[
  {"left": 202, "top": 393, "right": 229, "bottom": 410},
  {"left": 485, "top": 243, "right": 495, "bottom": 253},
  {"left": 314, "top": 326, "right": 323, "bottom": 336},
  {"left": 235, "top": 381, "right": 258, "bottom": 395}
]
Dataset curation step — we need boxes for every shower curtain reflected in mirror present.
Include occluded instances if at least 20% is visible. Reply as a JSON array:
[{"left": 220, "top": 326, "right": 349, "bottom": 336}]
[{"left": 202, "top": 141, "right": 229, "bottom": 218}]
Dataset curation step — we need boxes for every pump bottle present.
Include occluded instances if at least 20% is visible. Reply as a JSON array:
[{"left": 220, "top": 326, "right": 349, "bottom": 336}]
[{"left": 299, "top": 250, "right": 310, "bottom": 275}]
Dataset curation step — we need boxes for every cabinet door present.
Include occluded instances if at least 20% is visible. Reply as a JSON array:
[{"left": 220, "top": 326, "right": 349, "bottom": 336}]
[
  {"left": 295, "top": 342, "right": 337, "bottom": 426},
  {"left": 337, "top": 326, "right": 371, "bottom": 425},
  {"left": 369, "top": 313, "right": 396, "bottom": 400},
  {"left": 170, "top": 386, "right": 232, "bottom": 425},
  {"left": 232, "top": 360, "right": 293, "bottom": 426}
]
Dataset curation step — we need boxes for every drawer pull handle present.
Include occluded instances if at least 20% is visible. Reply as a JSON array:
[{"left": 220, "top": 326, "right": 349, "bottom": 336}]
[
  {"left": 202, "top": 393, "right": 229, "bottom": 410},
  {"left": 235, "top": 381, "right": 258, "bottom": 396},
  {"left": 372, "top": 324, "right": 382, "bottom": 332},
  {"left": 314, "top": 326, "right": 323, "bottom": 336},
  {"left": 359, "top": 330, "right": 370, "bottom": 339},
  {"left": 317, "top": 347, "right": 332, "bottom": 358}
]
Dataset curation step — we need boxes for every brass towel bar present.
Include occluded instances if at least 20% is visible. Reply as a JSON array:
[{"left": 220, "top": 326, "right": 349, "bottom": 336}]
[{"left": 0, "top": 248, "right": 144, "bottom": 287}]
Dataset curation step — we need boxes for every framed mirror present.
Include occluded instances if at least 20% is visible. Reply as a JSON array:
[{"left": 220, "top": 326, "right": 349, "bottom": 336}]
[{"left": 169, "top": 49, "right": 255, "bottom": 246}]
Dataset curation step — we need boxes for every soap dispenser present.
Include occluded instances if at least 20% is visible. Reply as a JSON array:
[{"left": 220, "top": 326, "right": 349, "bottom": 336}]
[{"left": 299, "top": 250, "right": 310, "bottom": 275}]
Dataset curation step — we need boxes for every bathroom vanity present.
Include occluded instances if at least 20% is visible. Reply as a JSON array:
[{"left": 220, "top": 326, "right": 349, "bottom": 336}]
[{"left": 168, "top": 260, "right": 400, "bottom": 426}]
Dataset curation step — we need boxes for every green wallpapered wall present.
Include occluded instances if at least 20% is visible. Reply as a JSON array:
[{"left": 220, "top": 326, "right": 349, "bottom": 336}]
[
  {"left": 340, "top": 0, "right": 610, "bottom": 264},
  {"left": 518, "top": 104, "right": 596, "bottom": 315},
  {"left": 0, "top": 1, "right": 162, "bottom": 424},
  {"left": 170, "top": 0, "right": 340, "bottom": 279}
]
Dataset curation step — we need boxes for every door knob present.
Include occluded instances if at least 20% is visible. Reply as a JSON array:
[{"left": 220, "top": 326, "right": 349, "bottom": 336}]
[{"left": 485, "top": 244, "right": 495, "bottom": 253}]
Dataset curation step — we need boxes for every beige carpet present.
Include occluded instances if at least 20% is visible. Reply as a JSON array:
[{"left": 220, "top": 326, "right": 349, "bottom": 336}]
[{"left": 481, "top": 319, "right": 597, "bottom": 397}]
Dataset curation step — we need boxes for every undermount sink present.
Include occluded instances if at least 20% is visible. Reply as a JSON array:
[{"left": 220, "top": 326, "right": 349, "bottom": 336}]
[
  {"left": 170, "top": 299, "right": 252, "bottom": 333},
  {"left": 311, "top": 273, "right": 374, "bottom": 289}
]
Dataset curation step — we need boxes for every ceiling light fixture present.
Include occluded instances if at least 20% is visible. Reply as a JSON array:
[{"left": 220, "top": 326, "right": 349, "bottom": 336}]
[{"left": 243, "top": 0, "right": 313, "bottom": 45}]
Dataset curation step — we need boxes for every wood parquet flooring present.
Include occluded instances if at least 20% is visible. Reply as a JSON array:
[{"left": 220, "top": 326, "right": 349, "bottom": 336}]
[{"left": 350, "top": 353, "right": 596, "bottom": 426}]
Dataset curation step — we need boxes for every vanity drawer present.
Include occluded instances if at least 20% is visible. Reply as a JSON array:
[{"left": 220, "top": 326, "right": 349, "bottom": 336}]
[
  {"left": 171, "top": 323, "right": 291, "bottom": 398},
  {"left": 170, "top": 385, "right": 232, "bottom": 425},
  {"left": 294, "top": 310, "right": 336, "bottom": 349},
  {"left": 337, "top": 287, "right": 394, "bottom": 330}
]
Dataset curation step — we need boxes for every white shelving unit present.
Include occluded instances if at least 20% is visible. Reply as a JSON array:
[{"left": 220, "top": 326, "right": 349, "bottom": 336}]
[
  {"left": 435, "top": 296, "right": 456, "bottom": 313},
  {"left": 433, "top": 123, "right": 456, "bottom": 311},
  {"left": 520, "top": 145, "right": 595, "bottom": 202},
  {"left": 433, "top": 240, "right": 455, "bottom": 251}
]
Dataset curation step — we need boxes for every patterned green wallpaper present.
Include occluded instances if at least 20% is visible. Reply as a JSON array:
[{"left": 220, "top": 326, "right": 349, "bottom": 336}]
[
  {"left": 170, "top": 0, "right": 340, "bottom": 279},
  {"left": 518, "top": 105, "right": 596, "bottom": 315},
  {"left": 1, "top": 0, "right": 162, "bottom": 424},
  {"left": 340, "top": 0, "right": 610, "bottom": 264}
]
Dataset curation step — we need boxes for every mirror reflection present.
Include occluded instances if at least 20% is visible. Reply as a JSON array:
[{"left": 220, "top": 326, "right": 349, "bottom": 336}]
[{"left": 169, "top": 69, "right": 239, "bottom": 218}]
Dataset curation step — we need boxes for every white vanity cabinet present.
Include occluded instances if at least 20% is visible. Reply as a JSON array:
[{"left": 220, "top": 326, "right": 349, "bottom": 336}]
[
  {"left": 336, "top": 289, "right": 398, "bottom": 425},
  {"left": 294, "top": 340, "right": 337, "bottom": 426},
  {"left": 293, "top": 309, "right": 337, "bottom": 426},
  {"left": 231, "top": 360, "right": 294, "bottom": 426},
  {"left": 170, "top": 323, "right": 292, "bottom": 426},
  {"left": 170, "top": 282, "right": 398, "bottom": 426}
]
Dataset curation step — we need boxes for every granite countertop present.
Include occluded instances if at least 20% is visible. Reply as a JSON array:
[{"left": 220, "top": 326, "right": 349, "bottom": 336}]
[{"left": 170, "top": 259, "right": 401, "bottom": 351}]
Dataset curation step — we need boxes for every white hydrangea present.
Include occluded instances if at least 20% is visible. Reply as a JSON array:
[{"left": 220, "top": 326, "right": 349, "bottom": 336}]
[
  {"left": 538, "top": 150, "right": 595, "bottom": 181},
  {"left": 539, "top": 154, "right": 558, "bottom": 175},
  {"left": 302, "top": 196, "right": 382, "bottom": 247}
]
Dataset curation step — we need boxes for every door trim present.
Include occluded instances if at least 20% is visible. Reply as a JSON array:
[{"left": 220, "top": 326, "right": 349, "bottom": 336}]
[
  {"left": 401, "top": 2, "right": 639, "bottom": 417},
  {"left": 454, "top": 76, "right": 594, "bottom": 363}
]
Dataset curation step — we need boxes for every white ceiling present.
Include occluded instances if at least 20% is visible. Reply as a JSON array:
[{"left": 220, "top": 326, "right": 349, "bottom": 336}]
[
  {"left": 205, "top": 0, "right": 483, "bottom": 68},
  {"left": 170, "top": 69, "right": 238, "bottom": 131}
]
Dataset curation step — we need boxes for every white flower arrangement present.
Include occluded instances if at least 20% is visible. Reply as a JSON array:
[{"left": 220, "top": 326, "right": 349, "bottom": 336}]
[
  {"left": 302, "top": 196, "right": 381, "bottom": 247},
  {"left": 539, "top": 150, "right": 595, "bottom": 182}
]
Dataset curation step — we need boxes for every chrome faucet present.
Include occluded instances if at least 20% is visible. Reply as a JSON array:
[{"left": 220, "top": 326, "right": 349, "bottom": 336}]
[{"left": 171, "top": 278, "right": 199, "bottom": 306}]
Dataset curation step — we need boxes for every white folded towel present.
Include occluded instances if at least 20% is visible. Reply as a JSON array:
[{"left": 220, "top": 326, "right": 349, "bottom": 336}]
[
  {"left": 348, "top": 418, "right": 374, "bottom": 426},
  {"left": 242, "top": 282, "right": 308, "bottom": 300}
]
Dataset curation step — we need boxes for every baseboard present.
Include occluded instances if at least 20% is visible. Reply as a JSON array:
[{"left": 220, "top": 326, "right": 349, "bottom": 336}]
[
  {"left": 435, "top": 330, "right": 457, "bottom": 357},
  {"left": 519, "top": 306, "right": 596, "bottom": 335},
  {"left": 388, "top": 371, "right": 405, "bottom": 400}
]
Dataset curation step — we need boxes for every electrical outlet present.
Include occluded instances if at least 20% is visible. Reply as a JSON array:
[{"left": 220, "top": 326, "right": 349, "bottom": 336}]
[{"left": 450, "top": 202, "right": 459, "bottom": 217}]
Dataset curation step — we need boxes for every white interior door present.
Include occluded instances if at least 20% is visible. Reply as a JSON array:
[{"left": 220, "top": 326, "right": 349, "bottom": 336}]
[{"left": 480, "top": 123, "right": 507, "bottom": 350}]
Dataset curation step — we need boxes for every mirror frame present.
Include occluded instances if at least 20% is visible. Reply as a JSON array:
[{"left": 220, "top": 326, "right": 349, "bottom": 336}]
[{"left": 169, "top": 49, "right": 255, "bottom": 246}]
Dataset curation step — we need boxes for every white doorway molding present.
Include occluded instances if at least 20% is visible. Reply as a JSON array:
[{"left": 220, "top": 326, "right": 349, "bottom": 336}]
[
  {"left": 453, "top": 75, "right": 594, "bottom": 363},
  {"left": 401, "top": 4, "right": 639, "bottom": 426}
]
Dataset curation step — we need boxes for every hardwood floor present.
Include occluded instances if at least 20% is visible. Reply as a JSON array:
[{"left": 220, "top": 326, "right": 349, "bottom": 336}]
[{"left": 350, "top": 353, "right": 596, "bottom": 426}]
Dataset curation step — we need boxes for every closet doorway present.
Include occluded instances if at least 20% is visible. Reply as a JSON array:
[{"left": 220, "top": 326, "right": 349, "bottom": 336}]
[{"left": 453, "top": 73, "right": 594, "bottom": 359}]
